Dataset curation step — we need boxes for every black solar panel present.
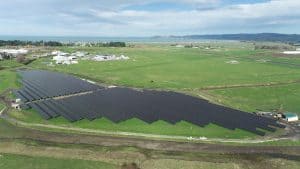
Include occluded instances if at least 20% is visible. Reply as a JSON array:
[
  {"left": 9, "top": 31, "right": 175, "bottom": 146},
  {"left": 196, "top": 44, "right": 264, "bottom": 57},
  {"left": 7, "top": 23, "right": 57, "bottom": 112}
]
[
  {"left": 29, "top": 103, "right": 51, "bottom": 120},
  {"left": 19, "top": 90, "right": 35, "bottom": 101},
  {"left": 19, "top": 103, "right": 31, "bottom": 110},
  {"left": 37, "top": 88, "right": 284, "bottom": 135},
  {"left": 46, "top": 99, "right": 78, "bottom": 122},
  {"left": 16, "top": 70, "right": 102, "bottom": 101},
  {"left": 13, "top": 90, "right": 28, "bottom": 102},
  {"left": 36, "top": 102, "right": 58, "bottom": 118},
  {"left": 22, "top": 80, "right": 48, "bottom": 98},
  {"left": 17, "top": 70, "right": 285, "bottom": 135}
]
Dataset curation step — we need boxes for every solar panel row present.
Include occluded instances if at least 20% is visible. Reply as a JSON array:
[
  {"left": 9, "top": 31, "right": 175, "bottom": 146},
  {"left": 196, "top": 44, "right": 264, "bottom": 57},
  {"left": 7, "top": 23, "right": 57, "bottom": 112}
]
[
  {"left": 16, "top": 70, "right": 285, "bottom": 136},
  {"left": 27, "top": 99, "right": 83, "bottom": 122},
  {"left": 15, "top": 70, "right": 102, "bottom": 102},
  {"left": 28, "top": 88, "right": 284, "bottom": 136}
]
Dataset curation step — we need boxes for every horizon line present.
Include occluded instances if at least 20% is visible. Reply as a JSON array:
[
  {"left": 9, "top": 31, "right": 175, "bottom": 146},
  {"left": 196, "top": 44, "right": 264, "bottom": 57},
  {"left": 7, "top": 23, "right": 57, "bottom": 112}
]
[{"left": 0, "top": 32, "right": 300, "bottom": 38}]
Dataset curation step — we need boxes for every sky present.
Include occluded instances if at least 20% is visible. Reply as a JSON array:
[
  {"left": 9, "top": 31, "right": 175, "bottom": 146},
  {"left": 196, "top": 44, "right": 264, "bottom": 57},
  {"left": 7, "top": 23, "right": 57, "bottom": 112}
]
[{"left": 0, "top": 0, "right": 299, "bottom": 36}]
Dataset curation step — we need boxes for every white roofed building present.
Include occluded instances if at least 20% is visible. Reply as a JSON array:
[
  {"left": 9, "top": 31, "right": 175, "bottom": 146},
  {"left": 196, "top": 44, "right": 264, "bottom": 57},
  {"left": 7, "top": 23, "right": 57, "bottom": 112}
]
[
  {"left": 92, "top": 54, "right": 129, "bottom": 62},
  {"left": 0, "top": 49, "right": 28, "bottom": 59},
  {"left": 283, "top": 51, "right": 300, "bottom": 55},
  {"left": 53, "top": 55, "right": 78, "bottom": 65},
  {"left": 73, "top": 51, "right": 88, "bottom": 57},
  {"left": 51, "top": 51, "right": 68, "bottom": 56}
]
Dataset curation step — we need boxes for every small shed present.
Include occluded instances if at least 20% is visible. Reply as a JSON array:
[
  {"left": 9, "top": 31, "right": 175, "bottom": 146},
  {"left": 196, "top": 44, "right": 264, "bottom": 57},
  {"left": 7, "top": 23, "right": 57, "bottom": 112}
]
[
  {"left": 11, "top": 102, "right": 20, "bottom": 109},
  {"left": 283, "top": 112, "right": 298, "bottom": 122}
]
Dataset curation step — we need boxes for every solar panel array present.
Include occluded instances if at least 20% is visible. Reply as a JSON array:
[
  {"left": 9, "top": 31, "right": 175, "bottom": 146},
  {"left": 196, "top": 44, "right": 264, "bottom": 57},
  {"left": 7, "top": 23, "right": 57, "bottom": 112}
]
[
  {"left": 14, "top": 70, "right": 102, "bottom": 102},
  {"left": 16, "top": 70, "right": 285, "bottom": 136}
]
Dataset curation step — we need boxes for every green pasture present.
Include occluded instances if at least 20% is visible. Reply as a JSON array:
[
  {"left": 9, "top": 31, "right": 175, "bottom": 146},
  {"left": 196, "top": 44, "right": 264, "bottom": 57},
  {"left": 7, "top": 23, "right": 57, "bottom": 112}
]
[
  {"left": 9, "top": 109, "right": 258, "bottom": 139},
  {"left": 0, "top": 60, "right": 22, "bottom": 69},
  {"left": 0, "top": 153, "right": 117, "bottom": 169},
  {"left": 0, "top": 70, "right": 19, "bottom": 93},
  {"left": 1, "top": 42, "right": 299, "bottom": 138},
  {"left": 30, "top": 44, "right": 300, "bottom": 90},
  {"left": 208, "top": 84, "right": 300, "bottom": 115}
]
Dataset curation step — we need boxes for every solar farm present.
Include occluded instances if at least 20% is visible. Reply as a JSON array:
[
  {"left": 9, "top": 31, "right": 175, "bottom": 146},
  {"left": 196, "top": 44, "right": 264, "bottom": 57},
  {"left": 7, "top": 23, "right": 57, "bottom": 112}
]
[
  {"left": 1, "top": 42, "right": 300, "bottom": 169},
  {"left": 14, "top": 70, "right": 284, "bottom": 136},
  {"left": 14, "top": 70, "right": 102, "bottom": 102}
]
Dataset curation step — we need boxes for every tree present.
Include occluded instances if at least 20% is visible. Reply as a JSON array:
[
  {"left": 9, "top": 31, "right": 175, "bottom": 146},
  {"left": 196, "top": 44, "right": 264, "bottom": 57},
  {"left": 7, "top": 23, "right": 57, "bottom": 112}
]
[{"left": 2, "top": 53, "right": 11, "bottom": 59}]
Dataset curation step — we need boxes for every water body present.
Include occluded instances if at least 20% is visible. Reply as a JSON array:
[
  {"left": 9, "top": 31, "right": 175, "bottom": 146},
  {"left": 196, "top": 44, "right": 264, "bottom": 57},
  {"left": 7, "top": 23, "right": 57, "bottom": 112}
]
[
  {"left": 0, "top": 35, "right": 236, "bottom": 43},
  {"left": 15, "top": 70, "right": 284, "bottom": 135}
]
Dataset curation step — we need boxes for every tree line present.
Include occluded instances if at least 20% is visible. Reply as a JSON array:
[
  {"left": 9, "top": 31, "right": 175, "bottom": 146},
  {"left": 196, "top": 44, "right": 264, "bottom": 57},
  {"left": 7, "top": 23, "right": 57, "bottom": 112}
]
[
  {"left": 0, "top": 40, "right": 126, "bottom": 47},
  {"left": 0, "top": 40, "right": 63, "bottom": 46},
  {"left": 78, "top": 42, "right": 126, "bottom": 47}
]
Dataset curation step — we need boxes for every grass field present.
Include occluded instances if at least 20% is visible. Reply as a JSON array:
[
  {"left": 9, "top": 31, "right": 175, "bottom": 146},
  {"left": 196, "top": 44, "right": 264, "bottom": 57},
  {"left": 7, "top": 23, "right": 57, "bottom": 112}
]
[
  {"left": 28, "top": 43, "right": 300, "bottom": 115},
  {"left": 31, "top": 44, "right": 300, "bottom": 90},
  {"left": 0, "top": 60, "right": 22, "bottom": 69},
  {"left": 1, "top": 149, "right": 299, "bottom": 169},
  {"left": 207, "top": 84, "right": 300, "bottom": 114},
  {"left": 0, "top": 70, "right": 19, "bottom": 93},
  {"left": 1, "top": 42, "right": 299, "bottom": 138},
  {"left": 140, "top": 158, "right": 300, "bottom": 169},
  {"left": 0, "top": 118, "right": 299, "bottom": 169},
  {"left": 9, "top": 110, "right": 257, "bottom": 139},
  {"left": 0, "top": 153, "right": 117, "bottom": 169}
]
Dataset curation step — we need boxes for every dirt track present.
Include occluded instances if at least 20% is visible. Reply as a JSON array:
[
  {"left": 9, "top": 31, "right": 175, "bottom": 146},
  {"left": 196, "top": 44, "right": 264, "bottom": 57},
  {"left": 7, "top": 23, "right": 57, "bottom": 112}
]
[
  {"left": 1, "top": 86, "right": 299, "bottom": 160},
  {"left": 1, "top": 119, "right": 299, "bottom": 157},
  {"left": 1, "top": 102, "right": 300, "bottom": 159},
  {"left": 198, "top": 79, "right": 300, "bottom": 90}
]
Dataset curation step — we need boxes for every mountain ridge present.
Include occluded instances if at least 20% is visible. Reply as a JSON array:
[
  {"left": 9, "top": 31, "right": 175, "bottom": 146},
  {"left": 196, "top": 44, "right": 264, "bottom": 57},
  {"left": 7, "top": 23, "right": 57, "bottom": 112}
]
[{"left": 153, "top": 33, "right": 300, "bottom": 43}]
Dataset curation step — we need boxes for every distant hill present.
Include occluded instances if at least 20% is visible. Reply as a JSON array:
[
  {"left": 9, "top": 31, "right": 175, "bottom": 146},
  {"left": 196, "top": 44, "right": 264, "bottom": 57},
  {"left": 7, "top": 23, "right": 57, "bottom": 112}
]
[{"left": 156, "top": 33, "right": 300, "bottom": 43}]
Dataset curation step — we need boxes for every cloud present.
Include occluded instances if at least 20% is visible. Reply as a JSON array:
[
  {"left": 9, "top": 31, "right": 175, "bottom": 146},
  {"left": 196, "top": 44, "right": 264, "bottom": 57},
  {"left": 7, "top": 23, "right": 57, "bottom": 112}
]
[{"left": 0, "top": 0, "right": 299, "bottom": 36}]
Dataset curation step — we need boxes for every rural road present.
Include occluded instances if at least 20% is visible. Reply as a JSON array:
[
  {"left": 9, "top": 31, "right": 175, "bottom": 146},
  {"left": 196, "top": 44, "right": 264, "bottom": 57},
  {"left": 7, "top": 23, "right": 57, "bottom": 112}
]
[
  {"left": 1, "top": 111, "right": 295, "bottom": 144},
  {"left": 0, "top": 121, "right": 300, "bottom": 156}
]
